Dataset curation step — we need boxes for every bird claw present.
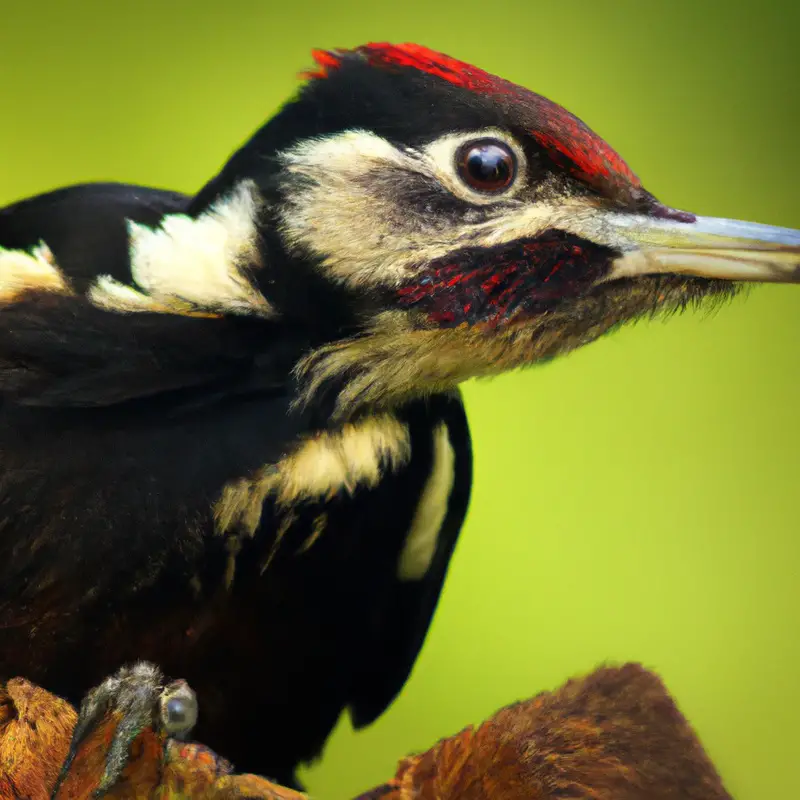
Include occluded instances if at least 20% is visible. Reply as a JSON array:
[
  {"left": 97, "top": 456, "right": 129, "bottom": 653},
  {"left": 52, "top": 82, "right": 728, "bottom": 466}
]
[{"left": 50, "top": 661, "right": 198, "bottom": 798}]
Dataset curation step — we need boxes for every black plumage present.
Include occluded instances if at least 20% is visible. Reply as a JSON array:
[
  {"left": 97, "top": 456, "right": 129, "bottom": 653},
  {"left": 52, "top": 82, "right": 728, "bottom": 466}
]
[
  {"left": 0, "top": 185, "right": 473, "bottom": 788},
  {"left": 0, "top": 42, "right": 797, "bottom": 790}
]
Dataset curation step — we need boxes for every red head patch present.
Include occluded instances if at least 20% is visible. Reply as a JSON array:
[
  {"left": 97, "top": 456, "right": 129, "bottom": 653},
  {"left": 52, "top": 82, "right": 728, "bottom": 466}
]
[{"left": 305, "top": 43, "right": 643, "bottom": 201}]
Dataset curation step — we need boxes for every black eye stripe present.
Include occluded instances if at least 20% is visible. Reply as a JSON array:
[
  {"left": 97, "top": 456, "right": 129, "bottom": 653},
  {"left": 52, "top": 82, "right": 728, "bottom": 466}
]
[{"left": 456, "top": 138, "right": 517, "bottom": 194}]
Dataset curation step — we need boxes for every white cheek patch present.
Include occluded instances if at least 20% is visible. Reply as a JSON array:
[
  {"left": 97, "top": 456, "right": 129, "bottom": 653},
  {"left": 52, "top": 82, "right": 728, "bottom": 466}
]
[
  {"left": 88, "top": 180, "right": 274, "bottom": 318},
  {"left": 278, "top": 129, "right": 501, "bottom": 289},
  {"left": 470, "top": 196, "right": 628, "bottom": 250},
  {"left": 397, "top": 422, "right": 457, "bottom": 581},
  {"left": 276, "top": 129, "right": 626, "bottom": 294},
  {"left": 278, "top": 130, "right": 436, "bottom": 288},
  {"left": 0, "top": 243, "right": 71, "bottom": 302}
]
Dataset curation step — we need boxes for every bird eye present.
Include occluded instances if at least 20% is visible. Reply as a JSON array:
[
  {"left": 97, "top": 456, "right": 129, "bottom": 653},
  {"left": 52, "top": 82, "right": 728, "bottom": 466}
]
[{"left": 456, "top": 139, "right": 516, "bottom": 194}]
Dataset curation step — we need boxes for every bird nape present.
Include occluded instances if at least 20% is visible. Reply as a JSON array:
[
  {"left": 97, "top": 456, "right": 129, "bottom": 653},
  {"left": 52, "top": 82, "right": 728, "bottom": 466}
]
[{"left": 0, "top": 42, "right": 797, "bottom": 791}]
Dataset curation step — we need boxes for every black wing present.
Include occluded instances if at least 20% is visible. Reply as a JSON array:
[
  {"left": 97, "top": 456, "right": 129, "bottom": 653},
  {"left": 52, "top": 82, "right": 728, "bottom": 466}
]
[
  {"left": 0, "top": 182, "right": 188, "bottom": 288},
  {"left": 348, "top": 392, "right": 473, "bottom": 729},
  {"left": 0, "top": 183, "right": 263, "bottom": 407},
  {"left": 0, "top": 183, "right": 475, "bottom": 779}
]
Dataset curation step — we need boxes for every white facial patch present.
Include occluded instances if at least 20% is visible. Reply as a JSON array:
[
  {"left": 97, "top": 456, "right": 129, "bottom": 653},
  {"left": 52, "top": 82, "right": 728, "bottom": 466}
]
[
  {"left": 469, "top": 196, "right": 631, "bottom": 251},
  {"left": 397, "top": 422, "right": 456, "bottom": 581},
  {"left": 88, "top": 181, "right": 273, "bottom": 318},
  {"left": 277, "top": 129, "right": 631, "bottom": 293},
  {"left": 278, "top": 130, "right": 434, "bottom": 287},
  {"left": 0, "top": 243, "right": 71, "bottom": 302}
]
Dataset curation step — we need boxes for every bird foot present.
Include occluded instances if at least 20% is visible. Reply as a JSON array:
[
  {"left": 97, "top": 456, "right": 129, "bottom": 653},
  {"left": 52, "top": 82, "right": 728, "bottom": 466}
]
[{"left": 50, "top": 661, "right": 198, "bottom": 798}]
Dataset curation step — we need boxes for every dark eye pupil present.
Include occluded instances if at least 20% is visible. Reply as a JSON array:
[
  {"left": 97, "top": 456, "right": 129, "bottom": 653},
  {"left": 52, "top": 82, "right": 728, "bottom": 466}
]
[
  {"left": 458, "top": 141, "right": 515, "bottom": 193},
  {"left": 467, "top": 149, "right": 508, "bottom": 183}
]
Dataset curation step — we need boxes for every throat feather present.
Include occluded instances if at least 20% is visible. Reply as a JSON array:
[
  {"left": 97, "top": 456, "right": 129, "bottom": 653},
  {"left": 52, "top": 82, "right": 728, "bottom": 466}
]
[{"left": 397, "top": 231, "right": 614, "bottom": 326}]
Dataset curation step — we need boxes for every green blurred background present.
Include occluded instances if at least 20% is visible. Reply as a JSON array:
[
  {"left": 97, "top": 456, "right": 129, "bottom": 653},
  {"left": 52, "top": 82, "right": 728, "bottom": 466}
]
[{"left": 1, "top": 1, "right": 797, "bottom": 796}]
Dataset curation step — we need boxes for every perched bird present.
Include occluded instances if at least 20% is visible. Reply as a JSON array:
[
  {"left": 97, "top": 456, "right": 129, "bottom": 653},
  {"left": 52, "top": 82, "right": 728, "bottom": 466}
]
[{"left": 0, "top": 42, "right": 797, "bottom": 788}]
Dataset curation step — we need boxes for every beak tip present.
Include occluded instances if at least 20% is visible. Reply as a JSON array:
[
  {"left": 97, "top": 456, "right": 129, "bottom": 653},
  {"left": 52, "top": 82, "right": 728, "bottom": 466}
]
[{"left": 605, "top": 211, "right": 800, "bottom": 284}]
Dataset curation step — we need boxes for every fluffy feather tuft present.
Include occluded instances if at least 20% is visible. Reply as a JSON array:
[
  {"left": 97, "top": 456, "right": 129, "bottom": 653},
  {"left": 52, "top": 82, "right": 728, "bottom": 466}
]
[{"left": 89, "top": 181, "right": 273, "bottom": 318}]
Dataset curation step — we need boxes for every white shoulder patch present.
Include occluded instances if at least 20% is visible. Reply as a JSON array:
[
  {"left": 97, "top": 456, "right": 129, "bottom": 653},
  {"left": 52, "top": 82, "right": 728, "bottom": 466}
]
[
  {"left": 88, "top": 180, "right": 274, "bottom": 318},
  {"left": 397, "top": 422, "right": 457, "bottom": 581},
  {"left": 214, "top": 413, "right": 412, "bottom": 538},
  {"left": 0, "top": 243, "right": 71, "bottom": 302}
]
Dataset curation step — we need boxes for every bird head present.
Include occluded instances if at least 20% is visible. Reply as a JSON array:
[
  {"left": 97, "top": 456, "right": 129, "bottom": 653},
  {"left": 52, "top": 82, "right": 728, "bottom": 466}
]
[{"left": 185, "top": 43, "right": 799, "bottom": 419}]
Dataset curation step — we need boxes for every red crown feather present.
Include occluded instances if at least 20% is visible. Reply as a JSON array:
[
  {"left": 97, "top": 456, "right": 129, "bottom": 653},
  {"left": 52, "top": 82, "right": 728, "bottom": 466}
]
[{"left": 302, "top": 43, "right": 642, "bottom": 197}]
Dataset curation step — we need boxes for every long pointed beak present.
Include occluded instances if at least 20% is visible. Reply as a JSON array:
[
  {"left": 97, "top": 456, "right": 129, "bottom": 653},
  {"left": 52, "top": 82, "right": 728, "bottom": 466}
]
[{"left": 602, "top": 212, "right": 800, "bottom": 284}]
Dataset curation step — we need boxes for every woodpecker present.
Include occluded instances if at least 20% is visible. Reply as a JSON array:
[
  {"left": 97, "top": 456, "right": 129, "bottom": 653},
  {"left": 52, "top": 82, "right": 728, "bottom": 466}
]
[{"left": 0, "top": 43, "right": 797, "bottom": 789}]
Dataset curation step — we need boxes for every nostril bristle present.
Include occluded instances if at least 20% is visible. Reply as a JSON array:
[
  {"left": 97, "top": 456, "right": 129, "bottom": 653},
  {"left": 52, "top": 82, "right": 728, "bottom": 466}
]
[
  {"left": 650, "top": 204, "right": 697, "bottom": 224},
  {"left": 631, "top": 187, "right": 697, "bottom": 223}
]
